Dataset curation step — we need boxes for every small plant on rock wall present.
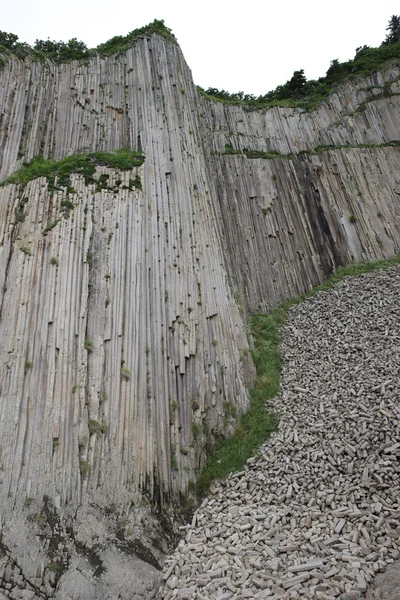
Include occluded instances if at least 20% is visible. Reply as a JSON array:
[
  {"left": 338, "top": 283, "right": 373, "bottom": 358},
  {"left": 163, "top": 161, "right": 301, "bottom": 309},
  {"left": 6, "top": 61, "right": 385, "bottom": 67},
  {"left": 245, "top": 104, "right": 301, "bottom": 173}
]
[
  {"left": 169, "top": 399, "right": 178, "bottom": 422},
  {"left": 47, "top": 562, "right": 64, "bottom": 573},
  {"left": 349, "top": 213, "right": 357, "bottom": 223},
  {"left": 15, "top": 210, "right": 26, "bottom": 223},
  {"left": 84, "top": 339, "right": 93, "bottom": 351},
  {"left": 128, "top": 175, "right": 142, "bottom": 190},
  {"left": 191, "top": 398, "right": 200, "bottom": 411},
  {"left": 42, "top": 220, "right": 59, "bottom": 235},
  {"left": 192, "top": 423, "right": 201, "bottom": 439},
  {"left": 24, "top": 361, "right": 33, "bottom": 373},
  {"left": 79, "top": 461, "right": 89, "bottom": 478},
  {"left": 88, "top": 419, "right": 108, "bottom": 435},
  {"left": 121, "top": 368, "right": 131, "bottom": 380}
]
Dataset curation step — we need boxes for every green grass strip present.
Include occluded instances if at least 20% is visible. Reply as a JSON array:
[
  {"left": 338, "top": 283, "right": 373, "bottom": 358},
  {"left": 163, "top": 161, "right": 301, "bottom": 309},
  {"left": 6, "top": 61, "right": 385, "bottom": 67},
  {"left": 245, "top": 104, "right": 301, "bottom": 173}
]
[
  {"left": 196, "top": 253, "right": 400, "bottom": 496},
  {"left": 0, "top": 148, "right": 145, "bottom": 189},
  {"left": 222, "top": 140, "right": 400, "bottom": 161},
  {"left": 196, "top": 314, "right": 280, "bottom": 494}
]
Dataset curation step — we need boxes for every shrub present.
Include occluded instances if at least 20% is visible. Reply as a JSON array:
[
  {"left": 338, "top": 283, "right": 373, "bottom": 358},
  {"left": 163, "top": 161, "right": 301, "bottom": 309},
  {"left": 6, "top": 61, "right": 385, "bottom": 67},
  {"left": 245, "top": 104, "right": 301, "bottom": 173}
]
[
  {"left": 192, "top": 423, "right": 201, "bottom": 439},
  {"left": 15, "top": 210, "right": 26, "bottom": 223}
]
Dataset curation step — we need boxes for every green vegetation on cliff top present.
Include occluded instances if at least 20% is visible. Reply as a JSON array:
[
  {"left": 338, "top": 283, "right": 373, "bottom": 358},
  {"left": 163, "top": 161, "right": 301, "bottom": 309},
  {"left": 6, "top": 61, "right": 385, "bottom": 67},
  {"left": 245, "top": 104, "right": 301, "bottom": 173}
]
[
  {"left": 198, "top": 16, "right": 400, "bottom": 111},
  {"left": 1, "top": 16, "right": 399, "bottom": 111},
  {"left": 199, "top": 40, "right": 400, "bottom": 112},
  {"left": 0, "top": 19, "right": 175, "bottom": 63},
  {"left": 0, "top": 149, "right": 145, "bottom": 188}
]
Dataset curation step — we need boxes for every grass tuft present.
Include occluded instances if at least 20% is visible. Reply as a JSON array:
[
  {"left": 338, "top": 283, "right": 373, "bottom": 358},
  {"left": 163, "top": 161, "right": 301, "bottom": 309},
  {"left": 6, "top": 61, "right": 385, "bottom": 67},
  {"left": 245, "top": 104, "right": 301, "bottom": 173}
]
[
  {"left": 79, "top": 461, "right": 89, "bottom": 477},
  {"left": 88, "top": 419, "right": 107, "bottom": 435}
]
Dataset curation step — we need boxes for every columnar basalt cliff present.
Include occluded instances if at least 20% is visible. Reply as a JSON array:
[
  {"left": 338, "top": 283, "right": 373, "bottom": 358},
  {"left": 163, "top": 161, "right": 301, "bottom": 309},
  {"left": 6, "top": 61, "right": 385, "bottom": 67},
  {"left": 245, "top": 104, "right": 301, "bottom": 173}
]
[{"left": 0, "top": 32, "right": 399, "bottom": 599}]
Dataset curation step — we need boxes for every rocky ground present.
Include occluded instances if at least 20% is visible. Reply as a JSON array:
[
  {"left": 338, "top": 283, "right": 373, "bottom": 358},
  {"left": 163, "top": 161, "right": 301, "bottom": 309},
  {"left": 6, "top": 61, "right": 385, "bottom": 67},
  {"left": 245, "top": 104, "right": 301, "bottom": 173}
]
[{"left": 156, "top": 266, "right": 400, "bottom": 600}]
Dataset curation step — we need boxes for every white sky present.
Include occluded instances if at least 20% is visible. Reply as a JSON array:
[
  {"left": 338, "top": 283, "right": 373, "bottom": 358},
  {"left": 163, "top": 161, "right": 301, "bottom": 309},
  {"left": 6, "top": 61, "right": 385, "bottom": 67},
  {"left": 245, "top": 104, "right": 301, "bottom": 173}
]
[{"left": 2, "top": 1, "right": 399, "bottom": 95}]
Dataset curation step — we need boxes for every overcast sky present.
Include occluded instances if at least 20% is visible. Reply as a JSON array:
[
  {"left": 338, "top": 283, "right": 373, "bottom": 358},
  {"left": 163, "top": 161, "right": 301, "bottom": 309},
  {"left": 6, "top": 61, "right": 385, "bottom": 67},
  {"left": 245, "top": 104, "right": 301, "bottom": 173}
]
[{"left": 2, "top": 1, "right": 399, "bottom": 95}]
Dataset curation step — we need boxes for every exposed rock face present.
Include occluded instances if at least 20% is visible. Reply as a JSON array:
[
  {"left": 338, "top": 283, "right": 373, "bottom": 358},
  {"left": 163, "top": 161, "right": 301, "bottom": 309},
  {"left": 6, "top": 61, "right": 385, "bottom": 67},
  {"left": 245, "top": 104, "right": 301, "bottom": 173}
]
[{"left": 0, "top": 34, "right": 399, "bottom": 598}]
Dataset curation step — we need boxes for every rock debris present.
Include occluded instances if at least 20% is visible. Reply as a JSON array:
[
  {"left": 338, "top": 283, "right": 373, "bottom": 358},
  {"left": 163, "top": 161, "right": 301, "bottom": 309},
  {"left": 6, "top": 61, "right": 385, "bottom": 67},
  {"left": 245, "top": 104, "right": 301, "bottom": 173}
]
[{"left": 157, "top": 266, "right": 400, "bottom": 600}]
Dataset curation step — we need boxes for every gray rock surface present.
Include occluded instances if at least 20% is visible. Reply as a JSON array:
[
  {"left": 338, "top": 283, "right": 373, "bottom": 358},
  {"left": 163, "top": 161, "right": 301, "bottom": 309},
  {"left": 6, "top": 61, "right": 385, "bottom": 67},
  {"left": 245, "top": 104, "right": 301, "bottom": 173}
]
[
  {"left": 157, "top": 266, "right": 400, "bottom": 599},
  {"left": 0, "top": 32, "right": 400, "bottom": 599},
  {"left": 371, "top": 562, "right": 400, "bottom": 599}
]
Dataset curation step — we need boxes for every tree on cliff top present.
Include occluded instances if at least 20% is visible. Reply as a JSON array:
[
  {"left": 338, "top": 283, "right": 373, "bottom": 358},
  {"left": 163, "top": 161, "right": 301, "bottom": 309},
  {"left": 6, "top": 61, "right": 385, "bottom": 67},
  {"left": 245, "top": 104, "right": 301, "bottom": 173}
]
[
  {"left": 33, "top": 38, "right": 90, "bottom": 61},
  {"left": 0, "top": 31, "right": 19, "bottom": 50},
  {"left": 383, "top": 15, "right": 400, "bottom": 45}
]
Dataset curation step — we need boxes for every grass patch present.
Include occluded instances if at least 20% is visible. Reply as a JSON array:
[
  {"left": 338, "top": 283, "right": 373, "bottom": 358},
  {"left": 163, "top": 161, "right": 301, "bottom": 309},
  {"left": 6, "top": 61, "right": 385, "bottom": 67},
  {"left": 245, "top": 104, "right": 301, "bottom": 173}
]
[
  {"left": 223, "top": 145, "right": 292, "bottom": 159},
  {"left": 14, "top": 210, "right": 26, "bottom": 223},
  {"left": 88, "top": 419, "right": 107, "bottom": 435},
  {"left": 43, "top": 219, "right": 60, "bottom": 235},
  {"left": 314, "top": 140, "right": 400, "bottom": 153},
  {"left": 197, "top": 314, "right": 280, "bottom": 493},
  {"left": 128, "top": 174, "right": 142, "bottom": 190},
  {"left": 79, "top": 461, "right": 89, "bottom": 477},
  {"left": 244, "top": 149, "right": 292, "bottom": 160},
  {"left": 47, "top": 562, "right": 64, "bottom": 573},
  {"left": 222, "top": 140, "right": 400, "bottom": 162},
  {"left": 84, "top": 339, "right": 93, "bottom": 351},
  {"left": 196, "top": 252, "right": 400, "bottom": 495},
  {"left": 0, "top": 149, "right": 145, "bottom": 190},
  {"left": 121, "top": 367, "right": 131, "bottom": 380}
]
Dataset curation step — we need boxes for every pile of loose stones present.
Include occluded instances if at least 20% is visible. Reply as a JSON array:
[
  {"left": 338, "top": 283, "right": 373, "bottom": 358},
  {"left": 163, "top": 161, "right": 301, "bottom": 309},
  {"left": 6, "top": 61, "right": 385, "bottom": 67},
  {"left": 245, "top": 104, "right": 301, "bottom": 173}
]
[{"left": 157, "top": 266, "right": 400, "bottom": 600}]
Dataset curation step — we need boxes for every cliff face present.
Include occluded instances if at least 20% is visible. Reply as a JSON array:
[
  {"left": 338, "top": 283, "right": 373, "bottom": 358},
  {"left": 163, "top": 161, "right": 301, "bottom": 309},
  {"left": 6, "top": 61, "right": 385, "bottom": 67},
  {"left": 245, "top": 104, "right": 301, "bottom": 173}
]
[{"left": 0, "top": 34, "right": 399, "bottom": 598}]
